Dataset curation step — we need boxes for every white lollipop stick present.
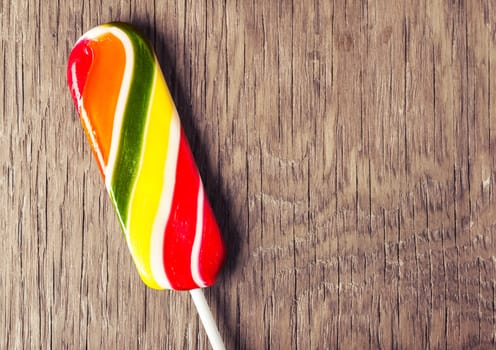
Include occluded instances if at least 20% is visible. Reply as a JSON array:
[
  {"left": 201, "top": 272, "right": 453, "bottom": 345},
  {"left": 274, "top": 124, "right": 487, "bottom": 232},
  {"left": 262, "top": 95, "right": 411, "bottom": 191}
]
[{"left": 189, "top": 289, "right": 226, "bottom": 350}]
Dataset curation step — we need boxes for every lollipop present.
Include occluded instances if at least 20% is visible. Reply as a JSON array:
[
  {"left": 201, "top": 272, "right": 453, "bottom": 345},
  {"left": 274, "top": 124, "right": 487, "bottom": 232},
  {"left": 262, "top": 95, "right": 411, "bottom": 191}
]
[{"left": 67, "top": 22, "right": 225, "bottom": 349}]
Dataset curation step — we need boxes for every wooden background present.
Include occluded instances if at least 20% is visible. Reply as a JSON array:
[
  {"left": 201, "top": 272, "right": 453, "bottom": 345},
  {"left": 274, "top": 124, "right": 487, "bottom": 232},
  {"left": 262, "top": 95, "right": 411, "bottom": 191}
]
[{"left": 2, "top": 0, "right": 496, "bottom": 349}]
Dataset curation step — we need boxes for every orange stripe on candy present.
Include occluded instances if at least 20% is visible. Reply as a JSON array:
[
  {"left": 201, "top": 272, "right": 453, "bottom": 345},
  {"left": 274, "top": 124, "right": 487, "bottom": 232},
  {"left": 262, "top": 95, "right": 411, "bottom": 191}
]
[{"left": 81, "top": 33, "right": 126, "bottom": 171}]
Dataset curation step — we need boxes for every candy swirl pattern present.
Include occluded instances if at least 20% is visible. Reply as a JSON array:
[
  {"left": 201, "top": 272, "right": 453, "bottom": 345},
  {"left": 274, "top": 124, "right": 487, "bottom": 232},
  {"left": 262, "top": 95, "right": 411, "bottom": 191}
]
[{"left": 67, "top": 23, "right": 224, "bottom": 291}]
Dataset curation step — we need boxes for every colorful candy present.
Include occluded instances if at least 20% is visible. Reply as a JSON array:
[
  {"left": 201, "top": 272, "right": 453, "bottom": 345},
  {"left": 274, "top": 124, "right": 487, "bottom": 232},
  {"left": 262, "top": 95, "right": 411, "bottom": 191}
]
[{"left": 67, "top": 23, "right": 225, "bottom": 291}]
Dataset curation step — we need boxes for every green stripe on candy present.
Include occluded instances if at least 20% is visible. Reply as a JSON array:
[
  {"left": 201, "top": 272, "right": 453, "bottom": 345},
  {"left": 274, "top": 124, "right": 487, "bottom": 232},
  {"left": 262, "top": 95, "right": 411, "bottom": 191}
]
[{"left": 108, "top": 23, "right": 155, "bottom": 229}]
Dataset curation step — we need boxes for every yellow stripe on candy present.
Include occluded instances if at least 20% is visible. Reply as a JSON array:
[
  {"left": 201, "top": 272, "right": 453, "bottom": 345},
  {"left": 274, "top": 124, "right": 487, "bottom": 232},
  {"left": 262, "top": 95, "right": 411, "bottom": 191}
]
[{"left": 126, "top": 65, "right": 176, "bottom": 289}]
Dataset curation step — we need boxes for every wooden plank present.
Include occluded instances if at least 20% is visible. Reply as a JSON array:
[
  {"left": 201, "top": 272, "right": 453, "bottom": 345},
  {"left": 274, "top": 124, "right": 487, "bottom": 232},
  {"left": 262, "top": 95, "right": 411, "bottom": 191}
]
[{"left": 2, "top": 0, "right": 495, "bottom": 348}]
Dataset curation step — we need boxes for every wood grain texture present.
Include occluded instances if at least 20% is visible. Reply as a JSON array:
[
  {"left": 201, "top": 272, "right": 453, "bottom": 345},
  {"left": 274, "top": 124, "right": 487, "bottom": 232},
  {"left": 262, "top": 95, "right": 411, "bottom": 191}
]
[{"left": 2, "top": 0, "right": 496, "bottom": 349}]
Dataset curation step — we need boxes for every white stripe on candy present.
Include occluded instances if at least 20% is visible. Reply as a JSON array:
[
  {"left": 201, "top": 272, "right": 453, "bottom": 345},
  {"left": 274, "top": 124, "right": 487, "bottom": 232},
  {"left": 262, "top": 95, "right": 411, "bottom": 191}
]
[
  {"left": 149, "top": 109, "right": 181, "bottom": 289},
  {"left": 104, "top": 27, "right": 134, "bottom": 189},
  {"left": 191, "top": 184, "right": 206, "bottom": 287},
  {"left": 78, "top": 98, "right": 105, "bottom": 169},
  {"left": 79, "top": 25, "right": 135, "bottom": 187}
]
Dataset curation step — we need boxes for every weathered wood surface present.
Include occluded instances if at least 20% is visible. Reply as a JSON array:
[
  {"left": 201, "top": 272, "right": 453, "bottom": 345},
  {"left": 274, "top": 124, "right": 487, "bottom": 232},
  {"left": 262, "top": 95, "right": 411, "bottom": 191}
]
[{"left": 2, "top": 0, "right": 496, "bottom": 349}]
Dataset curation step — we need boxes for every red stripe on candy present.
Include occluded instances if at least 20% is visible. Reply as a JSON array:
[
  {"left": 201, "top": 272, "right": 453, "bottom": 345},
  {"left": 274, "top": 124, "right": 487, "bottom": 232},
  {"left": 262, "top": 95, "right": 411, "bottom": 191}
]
[
  {"left": 67, "top": 39, "right": 93, "bottom": 109},
  {"left": 162, "top": 131, "right": 200, "bottom": 290},
  {"left": 198, "top": 195, "right": 225, "bottom": 286}
]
